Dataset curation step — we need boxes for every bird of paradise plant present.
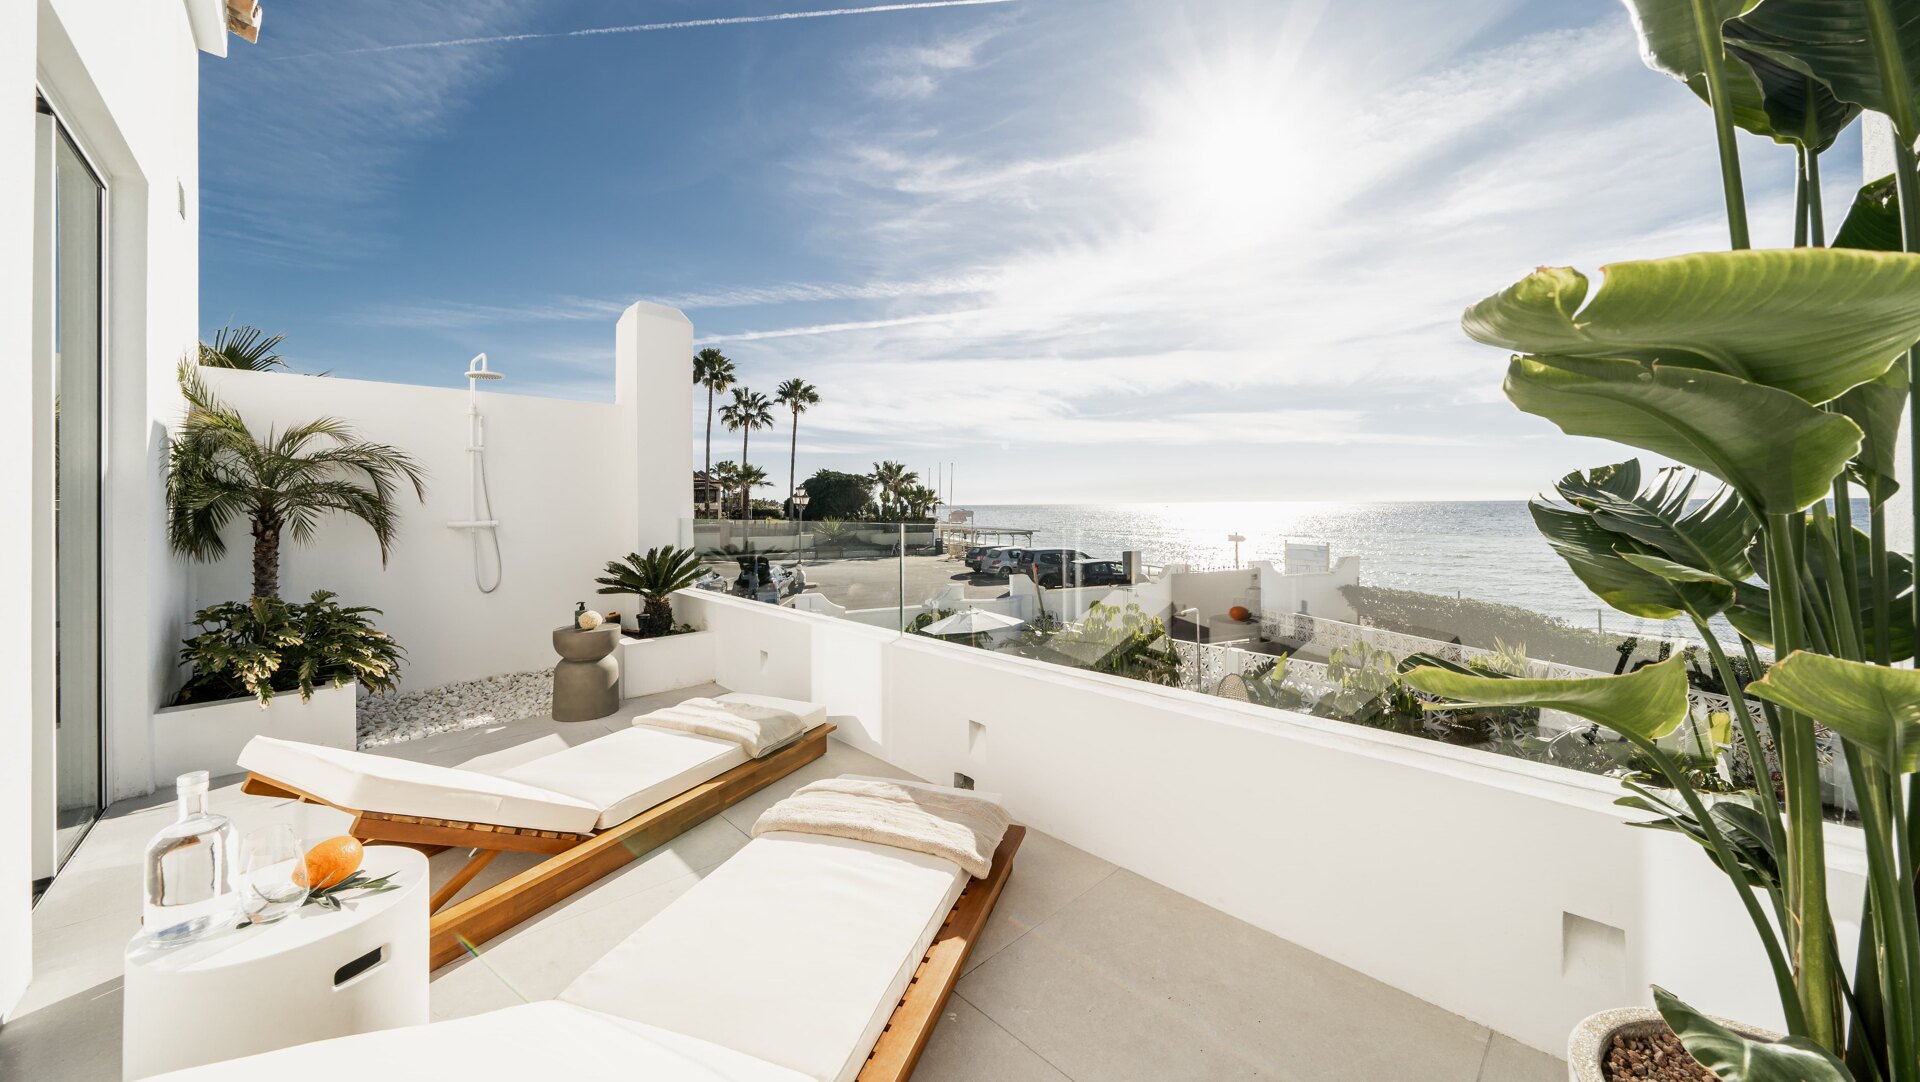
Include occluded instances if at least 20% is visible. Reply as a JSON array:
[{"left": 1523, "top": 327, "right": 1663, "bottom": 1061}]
[{"left": 1400, "top": 3, "right": 1920, "bottom": 1079}]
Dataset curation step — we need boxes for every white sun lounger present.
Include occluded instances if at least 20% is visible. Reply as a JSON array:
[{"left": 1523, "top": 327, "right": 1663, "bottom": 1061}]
[
  {"left": 151, "top": 780, "right": 1024, "bottom": 1082},
  {"left": 238, "top": 693, "right": 832, "bottom": 967}
]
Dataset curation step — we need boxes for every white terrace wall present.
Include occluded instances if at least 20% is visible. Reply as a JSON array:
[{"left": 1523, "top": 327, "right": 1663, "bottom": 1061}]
[
  {"left": 675, "top": 591, "right": 1867, "bottom": 1056},
  {"left": 184, "top": 302, "right": 692, "bottom": 707},
  {"left": 1256, "top": 554, "right": 1361, "bottom": 622},
  {"left": 5, "top": 0, "right": 208, "bottom": 1015}
]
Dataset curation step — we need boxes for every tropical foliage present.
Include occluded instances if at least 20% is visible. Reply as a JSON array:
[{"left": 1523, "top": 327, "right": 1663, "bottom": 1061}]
[
  {"left": 1015, "top": 602, "right": 1181, "bottom": 686},
  {"left": 775, "top": 379, "right": 820, "bottom": 519},
  {"left": 1401, "top": 7, "right": 1920, "bottom": 1076},
  {"left": 719, "top": 387, "right": 774, "bottom": 520},
  {"left": 175, "top": 591, "right": 402, "bottom": 707},
  {"left": 693, "top": 349, "right": 736, "bottom": 517},
  {"left": 167, "top": 362, "right": 426, "bottom": 600},
  {"left": 199, "top": 324, "right": 287, "bottom": 371},
  {"left": 594, "top": 546, "right": 706, "bottom": 637},
  {"left": 800, "top": 470, "right": 874, "bottom": 520}
]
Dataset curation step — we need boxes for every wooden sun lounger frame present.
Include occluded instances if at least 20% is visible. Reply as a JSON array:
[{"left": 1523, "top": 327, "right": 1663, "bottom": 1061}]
[
  {"left": 240, "top": 722, "right": 834, "bottom": 969},
  {"left": 857, "top": 823, "right": 1025, "bottom": 1082}
]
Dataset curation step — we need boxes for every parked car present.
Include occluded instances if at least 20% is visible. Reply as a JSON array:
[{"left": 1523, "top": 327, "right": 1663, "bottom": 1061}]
[
  {"left": 978, "top": 547, "right": 1029, "bottom": 576},
  {"left": 1038, "top": 559, "right": 1130, "bottom": 589},
  {"left": 1024, "top": 548, "right": 1090, "bottom": 580},
  {"left": 693, "top": 568, "right": 729, "bottom": 592},
  {"left": 727, "top": 556, "right": 807, "bottom": 602},
  {"left": 963, "top": 545, "right": 993, "bottom": 571}
]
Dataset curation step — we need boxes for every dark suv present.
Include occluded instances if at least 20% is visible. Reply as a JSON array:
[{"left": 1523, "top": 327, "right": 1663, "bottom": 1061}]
[
  {"left": 964, "top": 545, "right": 993, "bottom": 571},
  {"left": 1025, "top": 548, "right": 1090, "bottom": 581},
  {"left": 1039, "top": 559, "right": 1130, "bottom": 589}
]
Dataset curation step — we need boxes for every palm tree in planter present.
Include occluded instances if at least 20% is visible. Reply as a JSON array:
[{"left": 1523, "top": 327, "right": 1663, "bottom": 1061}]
[
  {"left": 595, "top": 546, "right": 706, "bottom": 638},
  {"left": 718, "top": 387, "right": 773, "bottom": 520},
  {"left": 167, "top": 362, "right": 427, "bottom": 599},
  {"left": 199, "top": 324, "right": 288, "bottom": 371},
  {"left": 693, "top": 348, "right": 736, "bottom": 517},
  {"left": 774, "top": 379, "right": 820, "bottom": 519}
]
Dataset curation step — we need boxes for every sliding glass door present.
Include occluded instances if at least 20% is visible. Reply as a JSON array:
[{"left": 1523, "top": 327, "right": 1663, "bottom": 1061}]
[{"left": 48, "top": 112, "right": 105, "bottom": 871}]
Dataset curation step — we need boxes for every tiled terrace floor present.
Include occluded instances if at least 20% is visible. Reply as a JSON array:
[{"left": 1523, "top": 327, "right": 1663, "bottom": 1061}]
[{"left": 2, "top": 685, "right": 1566, "bottom": 1081}]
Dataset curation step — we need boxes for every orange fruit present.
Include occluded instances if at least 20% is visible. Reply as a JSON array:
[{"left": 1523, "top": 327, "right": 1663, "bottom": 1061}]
[
  {"left": 1229, "top": 605, "right": 1250, "bottom": 622},
  {"left": 303, "top": 835, "right": 363, "bottom": 890}
]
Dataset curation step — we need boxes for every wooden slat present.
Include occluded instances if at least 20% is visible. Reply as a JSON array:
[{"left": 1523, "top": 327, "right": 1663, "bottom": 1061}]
[
  {"left": 241, "top": 772, "right": 587, "bottom": 855},
  {"left": 427, "top": 724, "right": 833, "bottom": 969},
  {"left": 857, "top": 824, "right": 1025, "bottom": 1082}
]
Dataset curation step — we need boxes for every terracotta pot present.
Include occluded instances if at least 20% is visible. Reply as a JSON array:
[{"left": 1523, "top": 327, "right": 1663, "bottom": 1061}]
[{"left": 1568, "top": 1007, "right": 1781, "bottom": 1082}]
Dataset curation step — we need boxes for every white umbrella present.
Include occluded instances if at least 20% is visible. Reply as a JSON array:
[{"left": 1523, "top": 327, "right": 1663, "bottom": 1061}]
[{"left": 921, "top": 607, "right": 1026, "bottom": 638}]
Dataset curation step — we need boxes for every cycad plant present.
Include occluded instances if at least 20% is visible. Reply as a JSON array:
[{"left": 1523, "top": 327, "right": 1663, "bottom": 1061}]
[
  {"left": 594, "top": 546, "right": 705, "bottom": 637},
  {"left": 1396, "top": 4, "right": 1920, "bottom": 1078},
  {"left": 167, "top": 362, "right": 427, "bottom": 599}
]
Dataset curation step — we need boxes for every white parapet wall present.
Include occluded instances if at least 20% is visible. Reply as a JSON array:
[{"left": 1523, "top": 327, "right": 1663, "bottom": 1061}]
[
  {"left": 674, "top": 590, "right": 1866, "bottom": 1057},
  {"left": 183, "top": 301, "right": 692, "bottom": 714}
]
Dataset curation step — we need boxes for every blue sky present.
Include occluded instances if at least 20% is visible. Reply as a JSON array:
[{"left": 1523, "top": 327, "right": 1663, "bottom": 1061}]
[{"left": 199, "top": 0, "right": 1863, "bottom": 503}]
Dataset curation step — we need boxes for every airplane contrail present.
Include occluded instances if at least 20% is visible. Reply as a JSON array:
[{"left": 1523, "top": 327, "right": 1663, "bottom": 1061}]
[{"left": 276, "top": 0, "right": 1018, "bottom": 60}]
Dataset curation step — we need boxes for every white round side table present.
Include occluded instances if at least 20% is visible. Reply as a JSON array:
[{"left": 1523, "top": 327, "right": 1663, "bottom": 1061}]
[{"left": 122, "top": 845, "right": 429, "bottom": 1080}]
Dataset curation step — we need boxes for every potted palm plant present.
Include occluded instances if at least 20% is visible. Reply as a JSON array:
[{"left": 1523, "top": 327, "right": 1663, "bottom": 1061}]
[
  {"left": 160, "top": 361, "right": 426, "bottom": 774},
  {"left": 595, "top": 546, "right": 717, "bottom": 697},
  {"left": 1398, "top": 5, "right": 1920, "bottom": 1079}
]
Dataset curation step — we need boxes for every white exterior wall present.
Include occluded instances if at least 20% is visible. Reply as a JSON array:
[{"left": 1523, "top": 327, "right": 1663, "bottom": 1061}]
[
  {"left": 3, "top": 0, "right": 208, "bottom": 1018},
  {"left": 187, "top": 311, "right": 690, "bottom": 706},
  {"left": 675, "top": 592, "right": 1865, "bottom": 1055},
  {"left": 1256, "top": 555, "right": 1361, "bottom": 622}
]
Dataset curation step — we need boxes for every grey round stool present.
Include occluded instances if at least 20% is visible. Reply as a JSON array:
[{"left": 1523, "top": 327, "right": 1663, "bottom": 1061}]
[{"left": 551, "top": 624, "right": 622, "bottom": 722}]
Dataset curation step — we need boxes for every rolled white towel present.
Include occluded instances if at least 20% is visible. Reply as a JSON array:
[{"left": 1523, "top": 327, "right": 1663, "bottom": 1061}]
[
  {"left": 752, "top": 775, "right": 1012, "bottom": 878},
  {"left": 638, "top": 697, "right": 805, "bottom": 757}
]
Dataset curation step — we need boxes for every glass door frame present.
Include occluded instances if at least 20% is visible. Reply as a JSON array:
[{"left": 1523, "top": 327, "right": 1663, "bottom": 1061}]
[{"left": 31, "top": 91, "right": 109, "bottom": 889}]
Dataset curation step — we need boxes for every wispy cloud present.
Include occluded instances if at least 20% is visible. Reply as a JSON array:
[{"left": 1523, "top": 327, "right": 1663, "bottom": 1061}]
[{"left": 273, "top": 1, "right": 1021, "bottom": 61}]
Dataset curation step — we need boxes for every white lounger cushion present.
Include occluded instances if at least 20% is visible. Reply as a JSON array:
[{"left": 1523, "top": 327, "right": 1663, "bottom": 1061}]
[
  {"left": 149, "top": 1001, "right": 811, "bottom": 1081},
  {"left": 238, "top": 736, "right": 602, "bottom": 835},
  {"left": 493, "top": 726, "right": 748, "bottom": 830},
  {"left": 560, "top": 831, "right": 967, "bottom": 1082}
]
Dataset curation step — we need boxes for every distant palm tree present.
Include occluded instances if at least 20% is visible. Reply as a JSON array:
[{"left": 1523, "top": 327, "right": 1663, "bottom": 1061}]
[
  {"left": 166, "top": 362, "right": 426, "bottom": 599},
  {"left": 719, "top": 387, "right": 774, "bottom": 520},
  {"left": 867, "top": 460, "right": 916, "bottom": 518},
  {"left": 774, "top": 379, "right": 820, "bottom": 520},
  {"left": 693, "top": 349, "right": 736, "bottom": 517},
  {"left": 736, "top": 463, "right": 771, "bottom": 517},
  {"left": 200, "top": 324, "right": 287, "bottom": 371},
  {"left": 710, "top": 460, "right": 745, "bottom": 519}
]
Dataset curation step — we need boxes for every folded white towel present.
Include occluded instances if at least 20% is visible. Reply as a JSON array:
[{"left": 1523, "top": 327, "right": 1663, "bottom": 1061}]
[
  {"left": 752, "top": 775, "right": 1012, "bottom": 878},
  {"left": 639, "top": 697, "right": 805, "bottom": 758}
]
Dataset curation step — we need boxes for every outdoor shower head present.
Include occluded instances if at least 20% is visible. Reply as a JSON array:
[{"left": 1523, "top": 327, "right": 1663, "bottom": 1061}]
[{"left": 465, "top": 352, "right": 504, "bottom": 381}]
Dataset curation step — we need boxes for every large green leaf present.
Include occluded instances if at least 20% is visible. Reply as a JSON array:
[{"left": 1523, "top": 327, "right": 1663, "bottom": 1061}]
[
  {"left": 1621, "top": 786, "right": 1781, "bottom": 887},
  {"left": 1532, "top": 502, "right": 1723, "bottom": 619},
  {"left": 1739, "top": 522, "right": 1917, "bottom": 656},
  {"left": 1653, "top": 987, "right": 1852, "bottom": 1081},
  {"left": 1401, "top": 654, "right": 1691, "bottom": 741},
  {"left": 1833, "top": 364, "right": 1906, "bottom": 507},
  {"left": 1748, "top": 651, "right": 1920, "bottom": 772},
  {"left": 1556, "top": 461, "right": 1759, "bottom": 581},
  {"left": 1721, "top": 19, "right": 1862, "bottom": 150},
  {"left": 1504, "top": 356, "right": 1861, "bottom": 514},
  {"left": 1833, "top": 174, "right": 1901, "bottom": 253},
  {"left": 1623, "top": 0, "right": 1788, "bottom": 139},
  {"left": 1734, "top": 0, "right": 1920, "bottom": 140},
  {"left": 1463, "top": 251, "right": 1920, "bottom": 403}
]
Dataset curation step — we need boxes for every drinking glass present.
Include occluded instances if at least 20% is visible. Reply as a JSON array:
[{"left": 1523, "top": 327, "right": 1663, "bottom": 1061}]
[{"left": 240, "top": 825, "right": 309, "bottom": 925}]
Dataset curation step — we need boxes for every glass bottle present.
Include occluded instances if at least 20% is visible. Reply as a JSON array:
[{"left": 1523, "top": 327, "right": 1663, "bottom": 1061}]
[{"left": 140, "top": 770, "right": 239, "bottom": 946}]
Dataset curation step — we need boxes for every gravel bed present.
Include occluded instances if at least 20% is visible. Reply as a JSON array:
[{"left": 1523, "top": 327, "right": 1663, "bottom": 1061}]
[
  {"left": 356, "top": 670, "right": 552, "bottom": 748},
  {"left": 1605, "top": 1029, "right": 1714, "bottom": 1082}
]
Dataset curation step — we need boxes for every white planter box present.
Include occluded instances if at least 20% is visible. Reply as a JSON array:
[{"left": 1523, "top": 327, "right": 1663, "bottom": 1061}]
[
  {"left": 152, "top": 681, "right": 358, "bottom": 783},
  {"left": 621, "top": 630, "right": 717, "bottom": 698}
]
